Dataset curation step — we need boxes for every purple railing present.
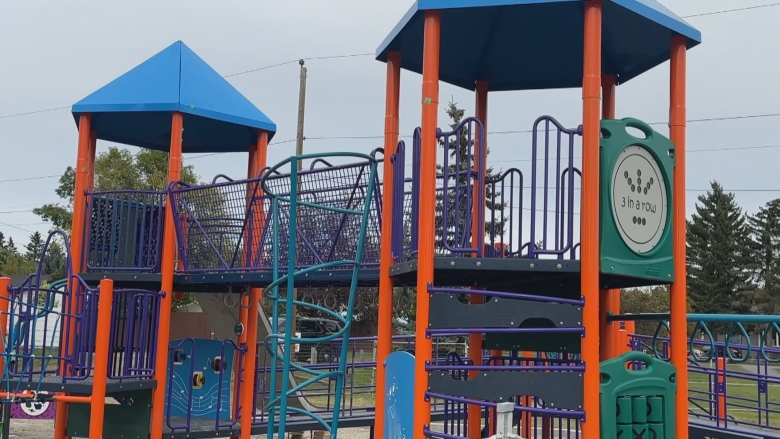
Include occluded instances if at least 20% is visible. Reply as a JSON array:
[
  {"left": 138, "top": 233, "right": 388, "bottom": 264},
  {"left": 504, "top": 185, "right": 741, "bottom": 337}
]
[
  {"left": 84, "top": 190, "right": 166, "bottom": 272},
  {"left": 169, "top": 154, "right": 383, "bottom": 274},
  {"left": 527, "top": 116, "right": 582, "bottom": 259},
  {"left": 0, "top": 274, "right": 162, "bottom": 391},
  {"left": 74, "top": 114, "right": 585, "bottom": 273},
  {"left": 632, "top": 333, "right": 780, "bottom": 435}
]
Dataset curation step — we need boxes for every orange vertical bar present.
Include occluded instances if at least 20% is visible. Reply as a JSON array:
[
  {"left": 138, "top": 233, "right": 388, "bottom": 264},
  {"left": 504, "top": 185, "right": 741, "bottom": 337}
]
[
  {"left": 599, "top": 74, "right": 618, "bottom": 362},
  {"left": 415, "top": 9, "right": 440, "bottom": 438},
  {"left": 374, "top": 49, "right": 401, "bottom": 439},
  {"left": 150, "top": 112, "right": 184, "bottom": 439},
  {"left": 87, "top": 132, "right": 97, "bottom": 192},
  {"left": 89, "top": 278, "right": 115, "bottom": 439},
  {"left": 240, "top": 131, "right": 269, "bottom": 439},
  {"left": 670, "top": 34, "right": 689, "bottom": 439},
  {"left": 716, "top": 357, "right": 726, "bottom": 424},
  {"left": 469, "top": 79, "right": 489, "bottom": 439},
  {"left": 581, "top": 1, "right": 602, "bottom": 438},
  {"left": 54, "top": 113, "right": 92, "bottom": 439},
  {"left": 0, "top": 277, "right": 10, "bottom": 376}
]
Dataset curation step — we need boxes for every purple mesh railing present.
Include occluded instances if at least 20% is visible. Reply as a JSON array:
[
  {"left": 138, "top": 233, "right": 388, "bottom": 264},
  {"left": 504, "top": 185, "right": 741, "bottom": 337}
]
[
  {"left": 83, "top": 190, "right": 166, "bottom": 272},
  {"left": 170, "top": 155, "right": 383, "bottom": 274}
]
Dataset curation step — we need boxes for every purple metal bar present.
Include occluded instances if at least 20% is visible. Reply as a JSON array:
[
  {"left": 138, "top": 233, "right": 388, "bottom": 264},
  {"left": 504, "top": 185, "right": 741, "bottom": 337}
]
[{"left": 391, "top": 140, "right": 406, "bottom": 262}]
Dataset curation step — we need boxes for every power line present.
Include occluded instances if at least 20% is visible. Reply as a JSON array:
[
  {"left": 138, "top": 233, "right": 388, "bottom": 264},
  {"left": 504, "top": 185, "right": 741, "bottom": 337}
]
[
  {"left": 1, "top": 0, "right": 776, "bottom": 122},
  {"left": 682, "top": 2, "right": 780, "bottom": 18}
]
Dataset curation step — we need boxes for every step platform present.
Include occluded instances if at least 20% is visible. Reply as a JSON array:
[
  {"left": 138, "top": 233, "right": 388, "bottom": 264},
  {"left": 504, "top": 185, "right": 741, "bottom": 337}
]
[
  {"left": 79, "top": 268, "right": 381, "bottom": 292},
  {"left": 162, "top": 410, "right": 449, "bottom": 439},
  {"left": 391, "top": 257, "right": 670, "bottom": 297},
  {"left": 0, "top": 376, "right": 156, "bottom": 395}
]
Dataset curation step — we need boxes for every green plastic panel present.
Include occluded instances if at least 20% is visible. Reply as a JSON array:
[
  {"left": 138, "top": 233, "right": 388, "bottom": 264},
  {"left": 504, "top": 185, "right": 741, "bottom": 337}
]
[
  {"left": 67, "top": 389, "right": 152, "bottom": 439},
  {"left": 600, "top": 351, "right": 676, "bottom": 439},
  {"left": 599, "top": 118, "right": 675, "bottom": 284}
]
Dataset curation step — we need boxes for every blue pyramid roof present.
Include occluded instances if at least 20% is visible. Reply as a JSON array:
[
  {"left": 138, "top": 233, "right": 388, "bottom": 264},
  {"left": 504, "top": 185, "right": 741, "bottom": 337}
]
[
  {"left": 72, "top": 41, "right": 277, "bottom": 153},
  {"left": 376, "top": 0, "right": 701, "bottom": 91}
]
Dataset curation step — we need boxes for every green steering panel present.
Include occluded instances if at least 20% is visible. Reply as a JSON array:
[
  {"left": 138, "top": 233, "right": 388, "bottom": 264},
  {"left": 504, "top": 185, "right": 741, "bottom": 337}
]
[{"left": 599, "top": 118, "right": 675, "bottom": 283}]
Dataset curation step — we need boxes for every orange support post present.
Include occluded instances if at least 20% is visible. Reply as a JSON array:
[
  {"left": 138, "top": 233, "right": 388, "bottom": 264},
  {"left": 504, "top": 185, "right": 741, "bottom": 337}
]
[
  {"left": 414, "top": 9, "right": 440, "bottom": 438},
  {"left": 469, "top": 80, "right": 489, "bottom": 438},
  {"left": 150, "top": 112, "right": 184, "bottom": 439},
  {"left": 599, "top": 74, "right": 619, "bottom": 362},
  {"left": 669, "top": 34, "right": 689, "bottom": 439},
  {"left": 55, "top": 113, "right": 93, "bottom": 439},
  {"left": 716, "top": 357, "right": 726, "bottom": 424},
  {"left": 89, "top": 278, "right": 115, "bottom": 439},
  {"left": 240, "top": 130, "right": 269, "bottom": 439},
  {"left": 0, "top": 277, "right": 9, "bottom": 376},
  {"left": 374, "top": 49, "right": 401, "bottom": 439},
  {"left": 581, "top": 1, "right": 602, "bottom": 438}
]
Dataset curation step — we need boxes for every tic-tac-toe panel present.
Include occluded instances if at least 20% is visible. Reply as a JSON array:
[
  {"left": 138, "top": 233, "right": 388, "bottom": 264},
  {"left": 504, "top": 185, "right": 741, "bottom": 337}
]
[
  {"left": 165, "top": 338, "right": 236, "bottom": 422},
  {"left": 599, "top": 118, "right": 675, "bottom": 284}
]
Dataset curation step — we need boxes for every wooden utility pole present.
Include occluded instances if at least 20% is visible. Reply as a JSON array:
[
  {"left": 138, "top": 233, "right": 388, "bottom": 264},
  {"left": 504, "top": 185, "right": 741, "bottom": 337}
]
[{"left": 291, "top": 59, "right": 307, "bottom": 340}]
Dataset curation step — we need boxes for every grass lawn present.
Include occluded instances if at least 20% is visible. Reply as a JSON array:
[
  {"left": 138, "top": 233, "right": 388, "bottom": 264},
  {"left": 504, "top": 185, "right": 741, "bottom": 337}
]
[{"left": 688, "top": 363, "right": 780, "bottom": 428}]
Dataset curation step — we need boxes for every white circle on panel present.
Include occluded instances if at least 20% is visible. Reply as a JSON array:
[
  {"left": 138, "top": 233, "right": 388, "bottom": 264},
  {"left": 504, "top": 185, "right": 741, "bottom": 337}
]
[
  {"left": 21, "top": 392, "right": 49, "bottom": 417},
  {"left": 610, "top": 145, "right": 668, "bottom": 254}
]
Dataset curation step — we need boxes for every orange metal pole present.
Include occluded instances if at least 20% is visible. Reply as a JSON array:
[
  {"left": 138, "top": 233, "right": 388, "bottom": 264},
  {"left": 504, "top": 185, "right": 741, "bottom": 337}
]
[
  {"left": 52, "top": 395, "right": 91, "bottom": 404},
  {"left": 87, "top": 132, "right": 97, "bottom": 192},
  {"left": 669, "top": 34, "right": 689, "bottom": 439},
  {"left": 599, "top": 74, "right": 618, "bottom": 362},
  {"left": 89, "top": 278, "right": 115, "bottom": 439},
  {"left": 150, "top": 112, "right": 184, "bottom": 439},
  {"left": 240, "top": 131, "right": 269, "bottom": 439},
  {"left": 581, "top": 1, "right": 602, "bottom": 438},
  {"left": 0, "top": 277, "right": 10, "bottom": 376},
  {"left": 54, "top": 113, "right": 93, "bottom": 439},
  {"left": 233, "top": 142, "right": 259, "bottom": 435},
  {"left": 415, "top": 9, "right": 440, "bottom": 438},
  {"left": 471, "top": 80, "right": 489, "bottom": 438},
  {"left": 374, "top": 49, "right": 401, "bottom": 439}
]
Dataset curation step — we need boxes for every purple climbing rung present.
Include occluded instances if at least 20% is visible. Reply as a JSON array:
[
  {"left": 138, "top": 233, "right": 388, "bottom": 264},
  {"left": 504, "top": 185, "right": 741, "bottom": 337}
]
[
  {"left": 427, "top": 364, "right": 584, "bottom": 372},
  {"left": 428, "top": 327, "right": 583, "bottom": 335},
  {"left": 428, "top": 286, "right": 584, "bottom": 306}
]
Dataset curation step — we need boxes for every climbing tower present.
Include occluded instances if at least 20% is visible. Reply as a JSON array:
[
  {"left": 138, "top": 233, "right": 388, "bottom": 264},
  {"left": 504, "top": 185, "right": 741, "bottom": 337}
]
[{"left": 372, "top": 1, "right": 700, "bottom": 438}]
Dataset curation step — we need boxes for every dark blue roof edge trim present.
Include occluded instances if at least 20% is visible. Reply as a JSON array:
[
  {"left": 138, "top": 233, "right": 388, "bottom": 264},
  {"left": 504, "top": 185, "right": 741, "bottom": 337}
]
[
  {"left": 180, "top": 106, "right": 278, "bottom": 134},
  {"left": 375, "top": 4, "right": 420, "bottom": 60},
  {"left": 612, "top": 0, "right": 701, "bottom": 44}
]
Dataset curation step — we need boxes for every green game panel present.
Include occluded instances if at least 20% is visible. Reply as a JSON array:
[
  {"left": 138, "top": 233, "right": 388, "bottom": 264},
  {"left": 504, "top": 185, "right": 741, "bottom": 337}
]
[{"left": 599, "top": 118, "right": 675, "bottom": 284}]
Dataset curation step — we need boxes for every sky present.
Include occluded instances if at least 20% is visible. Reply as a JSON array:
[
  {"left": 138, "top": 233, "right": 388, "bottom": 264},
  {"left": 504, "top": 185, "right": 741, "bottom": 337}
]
[{"left": 0, "top": 0, "right": 779, "bottom": 250}]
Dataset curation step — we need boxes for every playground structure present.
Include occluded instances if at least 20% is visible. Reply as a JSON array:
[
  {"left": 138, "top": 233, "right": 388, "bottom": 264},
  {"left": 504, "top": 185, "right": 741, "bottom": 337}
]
[{"left": 5, "top": 1, "right": 780, "bottom": 438}]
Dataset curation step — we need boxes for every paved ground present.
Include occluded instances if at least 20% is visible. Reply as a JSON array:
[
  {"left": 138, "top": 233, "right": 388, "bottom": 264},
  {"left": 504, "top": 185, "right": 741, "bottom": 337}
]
[{"left": 7, "top": 419, "right": 374, "bottom": 439}]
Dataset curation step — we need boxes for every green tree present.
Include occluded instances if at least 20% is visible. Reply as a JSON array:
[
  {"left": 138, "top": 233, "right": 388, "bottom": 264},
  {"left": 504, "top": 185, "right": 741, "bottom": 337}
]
[
  {"left": 744, "top": 199, "right": 780, "bottom": 314},
  {"left": 25, "top": 232, "right": 45, "bottom": 262},
  {"left": 687, "top": 181, "right": 755, "bottom": 317},
  {"left": 435, "top": 99, "right": 506, "bottom": 253},
  {"left": 33, "top": 147, "right": 199, "bottom": 231},
  {"left": 34, "top": 146, "right": 201, "bottom": 310}
]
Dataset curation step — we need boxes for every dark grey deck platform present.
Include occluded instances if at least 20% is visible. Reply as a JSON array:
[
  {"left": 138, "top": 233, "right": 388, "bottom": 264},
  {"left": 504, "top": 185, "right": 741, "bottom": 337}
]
[
  {"left": 689, "top": 419, "right": 778, "bottom": 439},
  {"left": 162, "top": 410, "right": 448, "bottom": 439},
  {"left": 0, "top": 376, "right": 156, "bottom": 395}
]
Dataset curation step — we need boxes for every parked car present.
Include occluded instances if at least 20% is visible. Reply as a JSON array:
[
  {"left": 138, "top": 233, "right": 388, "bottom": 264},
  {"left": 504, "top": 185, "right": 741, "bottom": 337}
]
[{"left": 277, "top": 316, "right": 343, "bottom": 363}]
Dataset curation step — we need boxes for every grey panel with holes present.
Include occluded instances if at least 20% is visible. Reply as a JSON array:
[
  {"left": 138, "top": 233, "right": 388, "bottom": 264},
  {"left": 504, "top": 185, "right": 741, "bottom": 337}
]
[
  {"left": 428, "top": 370, "right": 583, "bottom": 411},
  {"left": 428, "top": 293, "right": 582, "bottom": 329}
]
